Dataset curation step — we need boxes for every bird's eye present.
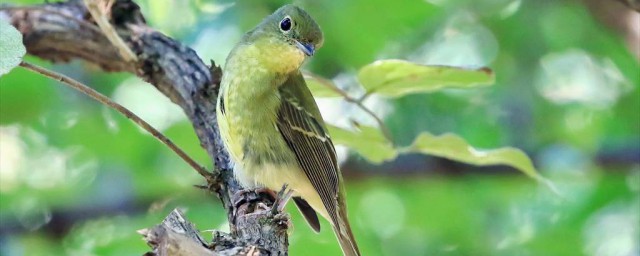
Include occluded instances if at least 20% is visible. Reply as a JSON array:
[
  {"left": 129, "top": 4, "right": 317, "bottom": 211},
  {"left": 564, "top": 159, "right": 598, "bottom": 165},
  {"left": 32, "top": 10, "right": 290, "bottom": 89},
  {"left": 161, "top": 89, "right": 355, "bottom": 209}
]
[{"left": 280, "top": 16, "right": 292, "bottom": 32}]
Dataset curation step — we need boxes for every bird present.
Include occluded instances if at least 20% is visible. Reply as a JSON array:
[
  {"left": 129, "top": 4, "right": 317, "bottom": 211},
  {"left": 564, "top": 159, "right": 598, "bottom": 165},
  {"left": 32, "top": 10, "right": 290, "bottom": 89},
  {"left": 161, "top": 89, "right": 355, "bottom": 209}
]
[{"left": 216, "top": 4, "right": 361, "bottom": 256}]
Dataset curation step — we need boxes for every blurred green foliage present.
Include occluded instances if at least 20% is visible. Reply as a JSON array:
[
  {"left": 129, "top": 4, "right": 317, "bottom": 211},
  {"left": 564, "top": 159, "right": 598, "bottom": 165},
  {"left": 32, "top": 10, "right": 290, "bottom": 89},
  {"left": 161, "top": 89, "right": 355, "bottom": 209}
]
[{"left": 1, "top": 0, "right": 638, "bottom": 255}]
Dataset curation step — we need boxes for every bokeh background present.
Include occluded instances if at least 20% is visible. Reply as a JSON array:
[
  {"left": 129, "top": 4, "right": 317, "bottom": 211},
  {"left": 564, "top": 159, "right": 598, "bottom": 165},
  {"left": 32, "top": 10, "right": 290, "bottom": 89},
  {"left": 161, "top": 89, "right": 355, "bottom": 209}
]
[{"left": 1, "top": 0, "right": 639, "bottom": 255}]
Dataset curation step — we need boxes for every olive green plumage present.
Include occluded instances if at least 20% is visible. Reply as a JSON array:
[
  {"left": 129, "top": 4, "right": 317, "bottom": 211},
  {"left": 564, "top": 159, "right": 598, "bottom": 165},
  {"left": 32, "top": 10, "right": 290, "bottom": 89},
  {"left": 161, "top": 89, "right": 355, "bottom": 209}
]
[{"left": 215, "top": 5, "right": 360, "bottom": 256}]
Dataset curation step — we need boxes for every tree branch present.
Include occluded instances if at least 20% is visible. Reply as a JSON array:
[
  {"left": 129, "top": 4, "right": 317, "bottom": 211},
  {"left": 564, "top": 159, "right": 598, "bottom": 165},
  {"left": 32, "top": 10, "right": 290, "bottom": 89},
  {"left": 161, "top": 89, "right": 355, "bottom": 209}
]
[
  {"left": 2, "top": 0, "right": 288, "bottom": 254},
  {"left": 83, "top": 0, "right": 138, "bottom": 62}
]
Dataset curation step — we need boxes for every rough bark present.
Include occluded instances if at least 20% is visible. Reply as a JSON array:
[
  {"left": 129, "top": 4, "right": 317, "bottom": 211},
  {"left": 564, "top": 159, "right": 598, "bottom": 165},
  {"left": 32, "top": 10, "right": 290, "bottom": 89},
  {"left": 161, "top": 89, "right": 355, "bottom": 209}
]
[
  {"left": 1, "top": 0, "right": 288, "bottom": 255},
  {"left": 583, "top": 0, "right": 640, "bottom": 59}
]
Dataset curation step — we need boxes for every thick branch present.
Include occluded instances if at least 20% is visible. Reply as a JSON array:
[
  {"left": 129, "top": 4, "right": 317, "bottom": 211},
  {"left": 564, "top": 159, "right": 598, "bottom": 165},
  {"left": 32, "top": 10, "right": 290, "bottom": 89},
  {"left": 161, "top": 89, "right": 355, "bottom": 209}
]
[{"left": 1, "top": 0, "right": 287, "bottom": 254}]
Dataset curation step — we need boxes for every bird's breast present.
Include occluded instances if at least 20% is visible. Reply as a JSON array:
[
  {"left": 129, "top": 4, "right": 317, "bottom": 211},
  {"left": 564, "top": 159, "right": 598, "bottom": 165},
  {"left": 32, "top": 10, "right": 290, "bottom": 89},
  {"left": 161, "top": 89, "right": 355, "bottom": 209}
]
[
  {"left": 219, "top": 71, "right": 297, "bottom": 176},
  {"left": 218, "top": 41, "right": 306, "bottom": 190}
]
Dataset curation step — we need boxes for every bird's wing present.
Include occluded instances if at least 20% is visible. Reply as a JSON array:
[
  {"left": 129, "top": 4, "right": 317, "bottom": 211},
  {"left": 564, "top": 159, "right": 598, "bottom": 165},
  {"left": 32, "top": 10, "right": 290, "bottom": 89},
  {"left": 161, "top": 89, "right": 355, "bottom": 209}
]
[{"left": 276, "top": 72, "right": 341, "bottom": 227}]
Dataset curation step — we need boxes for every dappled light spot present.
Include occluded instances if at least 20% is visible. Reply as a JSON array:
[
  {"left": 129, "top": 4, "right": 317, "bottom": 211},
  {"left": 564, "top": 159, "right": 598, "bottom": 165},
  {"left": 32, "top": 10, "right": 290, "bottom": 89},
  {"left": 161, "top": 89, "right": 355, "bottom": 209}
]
[
  {"left": 315, "top": 97, "right": 351, "bottom": 128},
  {"left": 359, "top": 188, "right": 405, "bottom": 239},
  {"left": 499, "top": 0, "right": 522, "bottom": 19},
  {"left": 410, "top": 13, "right": 499, "bottom": 67},
  {"left": 536, "top": 49, "right": 631, "bottom": 108},
  {"left": 496, "top": 208, "right": 535, "bottom": 250},
  {"left": 626, "top": 168, "right": 640, "bottom": 192},
  {"left": 40, "top": 111, "right": 80, "bottom": 130},
  {"left": 583, "top": 200, "right": 640, "bottom": 256},
  {"left": 63, "top": 217, "right": 120, "bottom": 254},
  {"left": 24, "top": 148, "right": 68, "bottom": 189},
  {"left": 381, "top": 227, "right": 428, "bottom": 256},
  {"left": 192, "top": 26, "right": 242, "bottom": 68},
  {"left": 0, "top": 126, "right": 25, "bottom": 192},
  {"left": 102, "top": 107, "right": 120, "bottom": 134},
  {"left": 22, "top": 131, "right": 97, "bottom": 190},
  {"left": 334, "top": 145, "right": 349, "bottom": 166},
  {"left": 112, "top": 78, "right": 186, "bottom": 132},
  {"left": 197, "top": 1, "right": 234, "bottom": 15},
  {"left": 12, "top": 197, "right": 52, "bottom": 231},
  {"left": 423, "top": 0, "right": 446, "bottom": 6},
  {"left": 563, "top": 108, "right": 597, "bottom": 132},
  {"left": 0, "top": 125, "right": 98, "bottom": 191},
  {"left": 154, "top": 151, "right": 203, "bottom": 188},
  {"left": 136, "top": 0, "right": 197, "bottom": 35}
]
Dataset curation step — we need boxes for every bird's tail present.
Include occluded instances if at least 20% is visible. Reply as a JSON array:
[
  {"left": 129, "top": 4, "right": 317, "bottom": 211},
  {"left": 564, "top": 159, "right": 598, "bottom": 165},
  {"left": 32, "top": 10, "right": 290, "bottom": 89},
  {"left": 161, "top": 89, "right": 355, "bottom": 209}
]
[
  {"left": 333, "top": 206, "right": 361, "bottom": 256},
  {"left": 334, "top": 223, "right": 360, "bottom": 256}
]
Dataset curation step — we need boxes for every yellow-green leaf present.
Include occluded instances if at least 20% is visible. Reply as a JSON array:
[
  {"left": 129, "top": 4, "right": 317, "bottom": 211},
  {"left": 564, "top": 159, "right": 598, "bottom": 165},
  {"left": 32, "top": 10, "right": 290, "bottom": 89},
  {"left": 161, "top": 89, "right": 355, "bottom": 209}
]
[
  {"left": 0, "top": 20, "right": 26, "bottom": 77},
  {"left": 404, "top": 132, "right": 558, "bottom": 192},
  {"left": 327, "top": 123, "right": 397, "bottom": 164},
  {"left": 304, "top": 72, "right": 343, "bottom": 98},
  {"left": 357, "top": 59, "right": 494, "bottom": 97}
]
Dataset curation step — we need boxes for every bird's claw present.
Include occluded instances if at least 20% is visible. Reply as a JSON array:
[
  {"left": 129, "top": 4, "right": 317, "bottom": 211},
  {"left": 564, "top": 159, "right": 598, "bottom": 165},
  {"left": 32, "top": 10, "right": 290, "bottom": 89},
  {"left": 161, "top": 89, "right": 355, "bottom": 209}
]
[
  {"left": 273, "top": 212, "right": 292, "bottom": 230},
  {"left": 232, "top": 187, "right": 278, "bottom": 210},
  {"left": 231, "top": 185, "right": 293, "bottom": 215},
  {"left": 271, "top": 184, "right": 294, "bottom": 214}
]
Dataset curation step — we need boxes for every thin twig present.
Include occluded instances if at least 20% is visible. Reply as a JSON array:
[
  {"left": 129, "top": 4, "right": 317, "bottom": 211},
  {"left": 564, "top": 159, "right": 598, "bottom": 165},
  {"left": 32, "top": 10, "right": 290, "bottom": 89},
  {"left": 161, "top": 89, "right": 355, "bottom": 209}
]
[
  {"left": 19, "top": 61, "right": 213, "bottom": 181},
  {"left": 355, "top": 91, "right": 373, "bottom": 104},
  {"left": 304, "top": 72, "right": 394, "bottom": 144},
  {"left": 83, "top": 0, "right": 138, "bottom": 62}
]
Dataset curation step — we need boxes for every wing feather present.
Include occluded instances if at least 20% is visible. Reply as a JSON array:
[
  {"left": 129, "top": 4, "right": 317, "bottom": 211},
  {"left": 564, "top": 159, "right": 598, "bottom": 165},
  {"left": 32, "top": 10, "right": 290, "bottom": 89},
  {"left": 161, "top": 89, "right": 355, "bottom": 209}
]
[{"left": 276, "top": 77, "right": 340, "bottom": 227}]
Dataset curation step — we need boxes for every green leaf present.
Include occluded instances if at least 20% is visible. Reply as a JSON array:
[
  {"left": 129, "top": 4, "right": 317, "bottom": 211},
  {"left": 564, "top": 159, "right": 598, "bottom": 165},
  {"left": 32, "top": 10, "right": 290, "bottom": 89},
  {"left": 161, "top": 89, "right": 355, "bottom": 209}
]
[
  {"left": 0, "top": 20, "right": 26, "bottom": 77},
  {"left": 304, "top": 72, "right": 343, "bottom": 98},
  {"left": 357, "top": 59, "right": 495, "bottom": 97},
  {"left": 404, "top": 132, "right": 558, "bottom": 192},
  {"left": 327, "top": 123, "right": 397, "bottom": 164}
]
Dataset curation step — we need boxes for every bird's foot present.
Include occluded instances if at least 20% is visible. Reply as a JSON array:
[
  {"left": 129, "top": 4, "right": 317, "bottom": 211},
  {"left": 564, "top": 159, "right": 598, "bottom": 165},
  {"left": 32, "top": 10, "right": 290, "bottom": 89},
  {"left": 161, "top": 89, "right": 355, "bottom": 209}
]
[
  {"left": 232, "top": 187, "right": 277, "bottom": 211},
  {"left": 273, "top": 212, "right": 293, "bottom": 230},
  {"left": 271, "top": 184, "right": 294, "bottom": 214},
  {"left": 231, "top": 185, "right": 293, "bottom": 215}
]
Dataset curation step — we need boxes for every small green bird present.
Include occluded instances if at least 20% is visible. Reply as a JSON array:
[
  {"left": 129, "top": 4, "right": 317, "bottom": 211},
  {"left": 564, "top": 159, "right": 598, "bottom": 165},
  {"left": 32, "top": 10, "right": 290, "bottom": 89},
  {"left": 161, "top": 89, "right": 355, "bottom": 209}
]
[{"left": 216, "top": 5, "right": 361, "bottom": 256}]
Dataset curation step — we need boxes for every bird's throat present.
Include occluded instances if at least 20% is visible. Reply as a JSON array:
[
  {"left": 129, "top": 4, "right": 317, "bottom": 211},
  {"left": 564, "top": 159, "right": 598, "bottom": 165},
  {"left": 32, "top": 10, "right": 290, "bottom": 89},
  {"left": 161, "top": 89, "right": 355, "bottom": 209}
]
[{"left": 249, "top": 37, "right": 306, "bottom": 75}]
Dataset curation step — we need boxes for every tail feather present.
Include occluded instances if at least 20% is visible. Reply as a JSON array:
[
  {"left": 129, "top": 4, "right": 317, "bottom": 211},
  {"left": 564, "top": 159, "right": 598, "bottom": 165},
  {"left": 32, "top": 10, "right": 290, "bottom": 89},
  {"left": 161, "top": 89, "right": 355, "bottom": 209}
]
[
  {"left": 293, "top": 196, "right": 321, "bottom": 233},
  {"left": 334, "top": 220, "right": 361, "bottom": 256},
  {"left": 332, "top": 181, "right": 360, "bottom": 256},
  {"left": 332, "top": 201, "right": 360, "bottom": 256}
]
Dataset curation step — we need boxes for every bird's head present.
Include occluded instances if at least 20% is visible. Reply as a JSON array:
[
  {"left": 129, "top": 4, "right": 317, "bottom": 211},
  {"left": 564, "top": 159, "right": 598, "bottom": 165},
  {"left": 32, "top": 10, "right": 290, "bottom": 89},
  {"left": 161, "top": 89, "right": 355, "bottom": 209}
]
[{"left": 253, "top": 5, "right": 323, "bottom": 58}]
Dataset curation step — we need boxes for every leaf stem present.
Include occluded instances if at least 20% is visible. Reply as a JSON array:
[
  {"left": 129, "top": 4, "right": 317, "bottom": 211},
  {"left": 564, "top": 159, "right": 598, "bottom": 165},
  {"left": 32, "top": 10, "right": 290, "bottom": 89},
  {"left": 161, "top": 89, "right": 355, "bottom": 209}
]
[{"left": 305, "top": 72, "right": 394, "bottom": 144}]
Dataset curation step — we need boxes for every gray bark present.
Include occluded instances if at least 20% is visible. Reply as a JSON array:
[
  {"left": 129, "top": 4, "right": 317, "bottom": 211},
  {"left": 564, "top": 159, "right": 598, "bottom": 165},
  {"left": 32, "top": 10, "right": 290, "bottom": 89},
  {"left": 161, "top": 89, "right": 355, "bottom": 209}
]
[{"left": 1, "top": 0, "right": 289, "bottom": 255}]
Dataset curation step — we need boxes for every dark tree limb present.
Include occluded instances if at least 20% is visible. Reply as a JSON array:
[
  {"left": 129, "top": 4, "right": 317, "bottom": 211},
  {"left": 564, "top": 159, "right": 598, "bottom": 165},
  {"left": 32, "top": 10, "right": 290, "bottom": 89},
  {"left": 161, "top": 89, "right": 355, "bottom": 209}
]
[
  {"left": 1, "top": 0, "right": 288, "bottom": 255},
  {"left": 616, "top": 0, "right": 640, "bottom": 11}
]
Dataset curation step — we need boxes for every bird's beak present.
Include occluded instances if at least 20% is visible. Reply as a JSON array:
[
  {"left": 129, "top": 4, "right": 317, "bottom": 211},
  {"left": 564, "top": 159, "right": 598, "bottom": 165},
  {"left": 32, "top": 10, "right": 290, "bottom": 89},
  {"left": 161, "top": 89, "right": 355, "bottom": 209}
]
[{"left": 295, "top": 41, "right": 315, "bottom": 56}]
